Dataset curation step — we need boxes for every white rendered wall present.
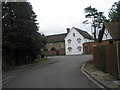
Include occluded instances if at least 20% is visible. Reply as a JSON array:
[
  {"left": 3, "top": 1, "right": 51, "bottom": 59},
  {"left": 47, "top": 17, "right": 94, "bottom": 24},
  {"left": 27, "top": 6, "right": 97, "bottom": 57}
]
[
  {"left": 65, "top": 28, "right": 90, "bottom": 55},
  {"left": 102, "top": 29, "right": 112, "bottom": 40}
]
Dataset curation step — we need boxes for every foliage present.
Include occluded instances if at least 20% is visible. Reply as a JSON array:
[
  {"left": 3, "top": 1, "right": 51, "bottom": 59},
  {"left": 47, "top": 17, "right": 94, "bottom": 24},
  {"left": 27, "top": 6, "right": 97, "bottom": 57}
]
[
  {"left": 2, "top": 2, "right": 47, "bottom": 65},
  {"left": 108, "top": 1, "right": 120, "bottom": 22},
  {"left": 83, "top": 6, "right": 108, "bottom": 41}
]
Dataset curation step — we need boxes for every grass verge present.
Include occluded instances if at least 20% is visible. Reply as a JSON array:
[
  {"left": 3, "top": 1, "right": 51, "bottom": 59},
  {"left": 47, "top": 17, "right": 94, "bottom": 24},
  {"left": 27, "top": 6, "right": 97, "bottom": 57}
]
[
  {"left": 35, "top": 58, "right": 48, "bottom": 63},
  {"left": 84, "top": 60, "right": 118, "bottom": 81}
]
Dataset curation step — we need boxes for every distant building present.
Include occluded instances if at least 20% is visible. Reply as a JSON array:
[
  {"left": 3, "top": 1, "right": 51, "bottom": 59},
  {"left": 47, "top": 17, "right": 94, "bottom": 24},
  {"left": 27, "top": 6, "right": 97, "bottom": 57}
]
[
  {"left": 64, "top": 27, "right": 92, "bottom": 55},
  {"left": 43, "top": 33, "right": 67, "bottom": 56},
  {"left": 43, "top": 27, "right": 92, "bottom": 56}
]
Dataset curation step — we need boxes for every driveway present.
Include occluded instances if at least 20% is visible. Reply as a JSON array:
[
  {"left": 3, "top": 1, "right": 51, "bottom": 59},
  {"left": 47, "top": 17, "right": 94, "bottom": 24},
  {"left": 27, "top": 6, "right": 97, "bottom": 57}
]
[{"left": 3, "top": 55, "right": 98, "bottom": 88}]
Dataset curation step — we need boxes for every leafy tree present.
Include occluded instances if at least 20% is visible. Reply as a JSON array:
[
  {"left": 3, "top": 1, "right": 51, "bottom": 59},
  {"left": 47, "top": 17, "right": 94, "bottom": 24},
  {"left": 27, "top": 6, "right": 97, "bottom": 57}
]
[
  {"left": 83, "top": 6, "right": 108, "bottom": 41},
  {"left": 2, "top": 2, "right": 47, "bottom": 65},
  {"left": 108, "top": 1, "right": 120, "bottom": 22}
]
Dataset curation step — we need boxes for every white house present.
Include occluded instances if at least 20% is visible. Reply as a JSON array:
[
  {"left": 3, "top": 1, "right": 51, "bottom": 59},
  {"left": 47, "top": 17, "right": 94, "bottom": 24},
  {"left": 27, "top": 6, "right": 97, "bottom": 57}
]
[
  {"left": 64, "top": 27, "right": 92, "bottom": 55},
  {"left": 102, "top": 29, "right": 112, "bottom": 40}
]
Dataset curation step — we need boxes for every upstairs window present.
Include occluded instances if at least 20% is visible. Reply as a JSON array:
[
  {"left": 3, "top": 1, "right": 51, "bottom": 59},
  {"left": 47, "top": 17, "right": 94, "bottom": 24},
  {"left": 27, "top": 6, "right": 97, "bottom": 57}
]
[
  {"left": 68, "top": 47, "right": 72, "bottom": 52},
  {"left": 77, "top": 38, "right": 81, "bottom": 43},
  {"left": 50, "top": 43, "right": 53, "bottom": 45},
  {"left": 73, "top": 33, "right": 75, "bottom": 37},
  {"left": 77, "top": 46, "right": 82, "bottom": 51},
  {"left": 67, "top": 39, "right": 71, "bottom": 44}
]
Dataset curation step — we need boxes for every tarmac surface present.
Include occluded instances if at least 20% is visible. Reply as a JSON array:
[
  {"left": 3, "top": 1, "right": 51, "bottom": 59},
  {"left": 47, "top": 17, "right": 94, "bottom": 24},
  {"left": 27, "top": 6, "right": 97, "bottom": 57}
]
[{"left": 3, "top": 55, "right": 98, "bottom": 88}]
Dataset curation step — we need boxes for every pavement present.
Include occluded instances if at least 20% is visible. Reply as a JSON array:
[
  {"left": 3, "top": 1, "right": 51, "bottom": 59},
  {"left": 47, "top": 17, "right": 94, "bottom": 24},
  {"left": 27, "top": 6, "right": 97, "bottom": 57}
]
[{"left": 81, "top": 61, "right": 120, "bottom": 90}]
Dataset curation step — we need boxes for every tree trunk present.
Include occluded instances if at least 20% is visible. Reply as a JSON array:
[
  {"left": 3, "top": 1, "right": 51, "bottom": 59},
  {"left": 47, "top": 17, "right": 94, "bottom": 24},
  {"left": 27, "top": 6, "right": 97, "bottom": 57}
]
[
  {"left": 93, "top": 26, "right": 97, "bottom": 41},
  {"left": 98, "top": 24, "right": 105, "bottom": 42}
]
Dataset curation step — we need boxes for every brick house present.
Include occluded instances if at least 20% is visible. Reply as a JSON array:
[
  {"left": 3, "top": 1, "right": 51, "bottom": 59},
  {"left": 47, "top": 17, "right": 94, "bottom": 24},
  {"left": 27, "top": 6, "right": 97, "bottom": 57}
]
[{"left": 43, "top": 33, "right": 67, "bottom": 56}]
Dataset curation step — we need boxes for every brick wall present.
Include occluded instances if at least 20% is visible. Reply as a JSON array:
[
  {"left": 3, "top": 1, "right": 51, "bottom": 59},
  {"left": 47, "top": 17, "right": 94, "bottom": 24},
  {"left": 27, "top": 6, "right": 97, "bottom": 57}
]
[
  {"left": 43, "top": 51, "right": 57, "bottom": 56},
  {"left": 46, "top": 42, "right": 65, "bottom": 51},
  {"left": 83, "top": 42, "right": 100, "bottom": 54},
  {"left": 43, "top": 41, "right": 66, "bottom": 56},
  {"left": 43, "top": 49, "right": 65, "bottom": 56},
  {"left": 83, "top": 40, "right": 115, "bottom": 55},
  {"left": 59, "top": 49, "right": 65, "bottom": 55}
]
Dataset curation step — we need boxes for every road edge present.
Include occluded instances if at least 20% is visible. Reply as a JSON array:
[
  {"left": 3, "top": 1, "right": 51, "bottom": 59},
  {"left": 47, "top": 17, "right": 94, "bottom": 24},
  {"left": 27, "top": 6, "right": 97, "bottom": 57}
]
[
  {"left": 2, "top": 59, "right": 61, "bottom": 85},
  {"left": 81, "top": 64, "right": 111, "bottom": 90}
]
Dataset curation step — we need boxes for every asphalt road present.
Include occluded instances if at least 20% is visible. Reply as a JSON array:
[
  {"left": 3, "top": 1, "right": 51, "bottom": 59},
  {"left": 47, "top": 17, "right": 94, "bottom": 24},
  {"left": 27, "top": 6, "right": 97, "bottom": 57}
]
[{"left": 3, "top": 55, "right": 98, "bottom": 88}]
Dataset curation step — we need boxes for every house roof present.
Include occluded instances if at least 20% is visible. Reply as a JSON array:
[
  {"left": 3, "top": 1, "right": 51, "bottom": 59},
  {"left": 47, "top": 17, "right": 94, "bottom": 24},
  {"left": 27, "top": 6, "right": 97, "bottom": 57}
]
[
  {"left": 46, "top": 33, "right": 67, "bottom": 43},
  {"left": 105, "top": 22, "right": 120, "bottom": 40},
  {"left": 73, "top": 27, "right": 93, "bottom": 40}
]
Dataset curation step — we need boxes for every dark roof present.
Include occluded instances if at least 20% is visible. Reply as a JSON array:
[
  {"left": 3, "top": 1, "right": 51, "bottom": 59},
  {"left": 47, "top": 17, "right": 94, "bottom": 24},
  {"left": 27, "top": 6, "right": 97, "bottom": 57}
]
[
  {"left": 105, "top": 22, "right": 120, "bottom": 40},
  {"left": 46, "top": 33, "right": 67, "bottom": 43},
  {"left": 73, "top": 27, "right": 93, "bottom": 40}
]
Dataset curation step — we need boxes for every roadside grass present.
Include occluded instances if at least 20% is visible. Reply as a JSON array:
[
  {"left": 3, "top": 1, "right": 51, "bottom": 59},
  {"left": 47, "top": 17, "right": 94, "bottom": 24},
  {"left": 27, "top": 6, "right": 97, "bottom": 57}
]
[
  {"left": 84, "top": 60, "right": 99, "bottom": 72},
  {"left": 35, "top": 58, "right": 48, "bottom": 63},
  {"left": 3, "top": 58, "right": 48, "bottom": 72},
  {"left": 84, "top": 60, "right": 118, "bottom": 81}
]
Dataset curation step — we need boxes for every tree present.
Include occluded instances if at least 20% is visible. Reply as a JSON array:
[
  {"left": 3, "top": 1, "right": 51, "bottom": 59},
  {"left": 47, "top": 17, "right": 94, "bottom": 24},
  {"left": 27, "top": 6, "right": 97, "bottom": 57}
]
[
  {"left": 2, "top": 2, "right": 47, "bottom": 65},
  {"left": 108, "top": 1, "right": 120, "bottom": 22},
  {"left": 83, "top": 6, "right": 108, "bottom": 41}
]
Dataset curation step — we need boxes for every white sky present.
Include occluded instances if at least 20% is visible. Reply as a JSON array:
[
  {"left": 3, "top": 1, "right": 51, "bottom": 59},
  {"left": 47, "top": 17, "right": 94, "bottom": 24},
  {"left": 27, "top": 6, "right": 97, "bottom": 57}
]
[{"left": 28, "top": 0, "right": 118, "bottom": 36}]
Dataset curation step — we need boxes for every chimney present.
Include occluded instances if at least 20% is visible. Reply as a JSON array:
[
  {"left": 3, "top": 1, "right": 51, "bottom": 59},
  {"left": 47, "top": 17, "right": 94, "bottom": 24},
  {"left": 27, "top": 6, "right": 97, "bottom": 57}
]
[{"left": 67, "top": 28, "right": 70, "bottom": 33}]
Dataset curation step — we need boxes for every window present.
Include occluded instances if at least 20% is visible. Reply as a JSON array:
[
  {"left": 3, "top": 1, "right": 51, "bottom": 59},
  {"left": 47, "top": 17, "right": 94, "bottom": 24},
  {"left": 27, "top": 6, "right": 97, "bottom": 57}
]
[
  {"left": 68, "top": 47, "right": 72, "bottom": 52},
  {"left": 73, "top": 33, "right": 75, "bottom": 37},
  {"left": 50, "top": 43, "right": 53, "bottom": 45},
  {"left": 61, "top": 44, "right": 64, "bottom": 48},
  {"left": 77, "top": 46, "right": 82, "bottom": 51},
  {"left": 77, "top": 38, "right": 81, "bottom": 43},
  {"left": 67, "top": 39, "right": 71, "bottom": 44}
]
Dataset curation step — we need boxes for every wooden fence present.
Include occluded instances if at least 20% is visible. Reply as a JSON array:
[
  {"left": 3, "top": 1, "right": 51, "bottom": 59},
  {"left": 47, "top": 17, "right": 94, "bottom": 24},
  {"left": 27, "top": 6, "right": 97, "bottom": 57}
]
[{"left": 93, "top": 42, "right": 120, "bottom": 75}]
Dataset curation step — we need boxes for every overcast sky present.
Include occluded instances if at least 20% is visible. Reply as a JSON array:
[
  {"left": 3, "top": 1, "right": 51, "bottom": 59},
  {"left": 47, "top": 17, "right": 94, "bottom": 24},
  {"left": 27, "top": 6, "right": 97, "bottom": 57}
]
[{"left": 28, "top": 0, "right": 118, "bottom": 36}]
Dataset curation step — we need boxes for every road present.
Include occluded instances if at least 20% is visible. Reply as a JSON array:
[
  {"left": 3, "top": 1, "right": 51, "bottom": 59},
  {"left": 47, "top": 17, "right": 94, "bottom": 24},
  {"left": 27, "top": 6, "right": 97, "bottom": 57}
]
[{"left": 3, "top": 55, "right": 98, "bottom": 88}]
